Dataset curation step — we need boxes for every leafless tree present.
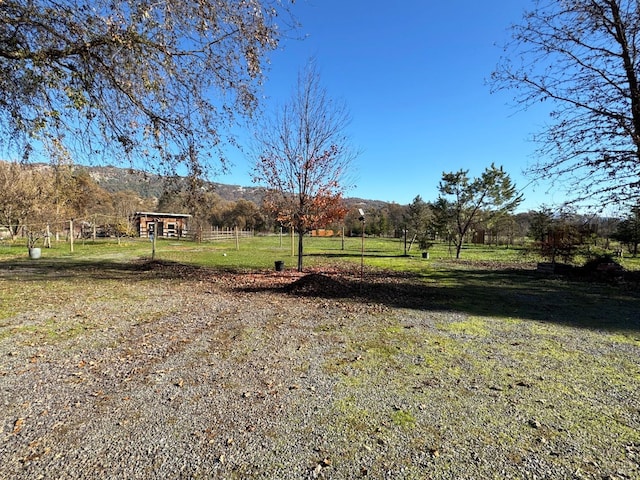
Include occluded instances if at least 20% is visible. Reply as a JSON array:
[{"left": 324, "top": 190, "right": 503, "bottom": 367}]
[
  {"left": 492, "top": 0, "right": 640, "bottom": 208},
  {"left": 0, "top": 161, "right": 51, "bottom": 239},
  {"left": 252, "top": 61, "right": 357, "bottom": 271}
]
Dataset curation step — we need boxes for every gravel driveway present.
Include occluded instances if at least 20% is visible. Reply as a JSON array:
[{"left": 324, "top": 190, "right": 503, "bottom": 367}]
[{"left": 1, "top": 262, "right": 639, "bottom": 479}]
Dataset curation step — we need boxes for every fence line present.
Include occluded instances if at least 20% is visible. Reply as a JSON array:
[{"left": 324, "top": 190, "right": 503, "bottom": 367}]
[
  {"left": 3, "top": 220, "right": 256, "bottom": 242},
  {"left": 197, "top": 227, "right": 254, "bottom": 242}
]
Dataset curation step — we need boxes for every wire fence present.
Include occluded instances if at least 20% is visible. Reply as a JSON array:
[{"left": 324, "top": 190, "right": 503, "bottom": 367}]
[
  {"left": 1, "top": 217, "right": 255, "bottom": 243},
  {"left": 197, "top": 227, "right": 254, "bottom": 242},
  {"left": 2, "top": 215, "right": 134, "bottom": 240}
]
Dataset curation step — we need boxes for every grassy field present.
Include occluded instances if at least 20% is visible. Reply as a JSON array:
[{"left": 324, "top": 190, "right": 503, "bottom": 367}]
[
  {"left": 2, "top": 234, "right": 639, "bottom": 334},
  {"left": 3, "top": 233, "right": 639, "bottom": 269}
]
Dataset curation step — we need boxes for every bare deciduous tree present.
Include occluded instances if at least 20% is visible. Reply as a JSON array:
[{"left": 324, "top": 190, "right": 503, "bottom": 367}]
[
  {"left": 252, "top": 62, "right": 357, "bottom": 271},
  {"left": 0, "top": 161, "right": 51, "bottom": 239},
  {"left": 492, "top": 0, "right": 640, "bottom": 208}
]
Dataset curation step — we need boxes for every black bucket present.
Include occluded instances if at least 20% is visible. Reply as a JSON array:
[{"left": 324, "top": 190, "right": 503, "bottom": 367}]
[{"left": 275, "top": 260, "right": 285, "bottom": 272}]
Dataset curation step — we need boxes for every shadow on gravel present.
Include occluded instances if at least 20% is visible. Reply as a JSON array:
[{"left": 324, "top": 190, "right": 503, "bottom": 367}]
[
  {"left": 239, "top": 268, "right": 640, "bottom": 333},
  {"left": 0, "top": 258, "right": 204, "bottom": 282},
  {"left": 2, "top": 257, "right": 639, "bottom": 332}
]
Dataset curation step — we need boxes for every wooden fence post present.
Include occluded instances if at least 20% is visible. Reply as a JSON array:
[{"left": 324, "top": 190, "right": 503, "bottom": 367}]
[
  {"left": 152, "top": 221, "right": 156, "bottom": 260},
  {"left": 45, "top": 224, "right": 51, "bottom": 248},
  {"left": 69, "top": 220, "right": 74, "bottom": 253}
]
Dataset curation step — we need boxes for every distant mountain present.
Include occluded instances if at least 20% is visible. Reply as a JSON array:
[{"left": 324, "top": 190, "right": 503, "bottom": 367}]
[
  {"left": 83, "top": 165, "right": 270, "bottom": 204},
  {"left": 1, "top": 160, "right": 395, "bottom": 210},
  {"left": 82, "top": 165, "right": 393, "bottom": 208},
  {"left": 83, "top": 165, "right": 165, "bottom": 198}
]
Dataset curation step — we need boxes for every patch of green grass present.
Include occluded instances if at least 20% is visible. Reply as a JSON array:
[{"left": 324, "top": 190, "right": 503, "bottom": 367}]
[
  {"left": 3, "top": 235, "right": 638, "bottom": 280},
  {"left": 331, "top": 395, "right": 376, "bottom": 436},
  {"left": 608, "top": 332, "right": 640, "bottom": 345},
  {"left": 390, "top": 409, "right": 416, "bottom": 429},
  {"left": 437, "top": 317, "right": 489, "bottom": 336},
  {"left": 324, "top": 320, "right": 443, "bottom": 384},
  {"left": 320, "top": 306, "right": 640, "bottom": 470},
  {"left": 620, "top": 254, "right": 640, "bottom": 271},
  {"left": 1, "top": 316, "right": 96, "bottom": 343}
]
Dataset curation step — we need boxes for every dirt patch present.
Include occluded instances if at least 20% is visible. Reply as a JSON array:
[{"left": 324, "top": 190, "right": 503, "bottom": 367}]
[{"left": 283, "top": 273, "right": 355, "bottom": 296}]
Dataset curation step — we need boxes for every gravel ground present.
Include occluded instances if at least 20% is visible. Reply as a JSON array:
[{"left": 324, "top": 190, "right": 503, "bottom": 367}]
[{"left": 1, "top": 262, "right": 639, "bottom": 479}]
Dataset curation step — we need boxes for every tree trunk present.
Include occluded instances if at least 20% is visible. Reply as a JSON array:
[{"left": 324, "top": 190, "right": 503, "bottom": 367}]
[
  {"left": 455, "top": 241, "right": 462, "bottom": 259},
  {"left": 297, "top": 230, "right": 304, "bottom": 272},
  {"left": 455, "top": 229, "right": 464, "bottom": 259}
]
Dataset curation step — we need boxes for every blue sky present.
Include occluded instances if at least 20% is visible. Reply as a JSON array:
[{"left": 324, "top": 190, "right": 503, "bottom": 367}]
[{"left": 220, "top": 0, "right": 559, "bottom": 212}]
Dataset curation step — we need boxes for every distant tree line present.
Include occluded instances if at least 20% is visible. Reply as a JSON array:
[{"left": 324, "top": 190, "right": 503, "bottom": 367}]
[
  {"left": 0, "top": 161, "right": 154, "bottom": 240},
  {"left": 2, "top": 160, "right": 638, "bottom": 261},
  {"left": 0, "top": 161, "right": 273, "bottom": 241}
]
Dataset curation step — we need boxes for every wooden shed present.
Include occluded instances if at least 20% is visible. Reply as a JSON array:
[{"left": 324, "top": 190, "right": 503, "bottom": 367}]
[{"left": 134, "top": 212, "right": 191, "bottom": 239}]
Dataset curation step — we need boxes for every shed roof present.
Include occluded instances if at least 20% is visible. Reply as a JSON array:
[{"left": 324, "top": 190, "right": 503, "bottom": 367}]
[{"left": 134, "top": 212, "right": 192, "bottom": 218}]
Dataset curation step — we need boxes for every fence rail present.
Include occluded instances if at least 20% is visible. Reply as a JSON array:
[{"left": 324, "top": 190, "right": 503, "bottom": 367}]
[{"left": 196, "top": 227, "right": 254, "bottom": 242}]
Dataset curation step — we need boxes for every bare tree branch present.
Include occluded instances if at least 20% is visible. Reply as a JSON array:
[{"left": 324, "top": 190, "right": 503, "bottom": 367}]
[
  {"left": 492, "top": 0, "right": 640, "bottom": 208},
  {"left": 252, "top": 61, "right": 357, "bottom": 271},
  {"left": 0, "top": 0, "right": 294, "bottom": 178}
]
